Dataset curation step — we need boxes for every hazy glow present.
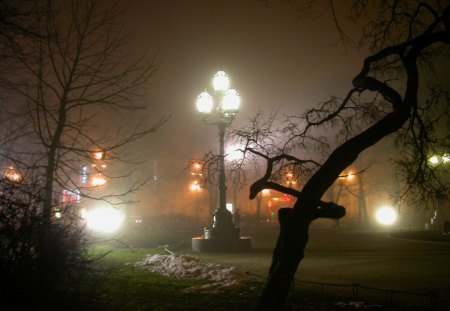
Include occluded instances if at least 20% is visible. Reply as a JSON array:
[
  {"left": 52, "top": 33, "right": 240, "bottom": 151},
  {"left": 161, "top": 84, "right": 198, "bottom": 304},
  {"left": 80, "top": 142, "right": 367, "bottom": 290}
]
[
  {"left": 225, "top": 145, "right": 243, "bottom": 161},
  {"left": 226, "top": 203, "right": 233, "bottom": 212},
  {"left": 92, "top": 174, "right": 106, "bottom": 186},
  {"left": 443, "top": 154, "right": 450, "bottom": 163},
  {"left": 4, "top": 167, "right": 23, "bottom": 183},
  {"left": 429, "top": 155, "right": 440, "bottom": 165},
  {"left": 221, "top": 89, "right": 240, "bottom": 111},
  {"left": 83, "top": 206, "right": 124, "bottom": 233},
  {"left": 196, "top": 91, "right": 213, "bottom": 113},
  {"left": 193, "top": 162, "right": 202, "bottom": 170},
  {"left": 212, "top": 71, "right": 230, "bottom": 92},
  {"left": 190, "top": 180, "right": 201, "bottom": 191},
  {"left": 94, "top": 151, "right": 105, "bottom": 160},
  {"left": 262, "top": 189, "right": 271, "bottom": 196},
  {"left": 375, "top": 206, "right": 397, "bottom": 225},
  {"left": 339, "top": 171, "right": 354, "bottom": 181},
  {"left": 347, "top": 172, "right": 354, "bottom": 180}
]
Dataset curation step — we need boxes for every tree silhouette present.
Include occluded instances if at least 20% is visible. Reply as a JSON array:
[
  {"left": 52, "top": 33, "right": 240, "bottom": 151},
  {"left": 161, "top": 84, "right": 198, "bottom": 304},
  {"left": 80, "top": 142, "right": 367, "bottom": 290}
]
[{"left": 0, "top": 0, "right": 165, "bottom": 306}]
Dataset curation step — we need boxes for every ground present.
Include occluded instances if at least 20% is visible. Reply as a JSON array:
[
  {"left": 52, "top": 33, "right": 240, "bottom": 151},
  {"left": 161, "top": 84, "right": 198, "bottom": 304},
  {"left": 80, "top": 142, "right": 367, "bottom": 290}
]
[{"left": 127, "top": 224, "right": 450, "bottom": 310}]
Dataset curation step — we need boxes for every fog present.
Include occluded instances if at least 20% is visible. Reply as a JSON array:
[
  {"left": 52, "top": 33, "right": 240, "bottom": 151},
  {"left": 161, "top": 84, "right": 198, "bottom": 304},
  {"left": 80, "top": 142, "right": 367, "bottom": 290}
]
[{"left": 114, "top": 0, "right": 402, "bottom": 224}]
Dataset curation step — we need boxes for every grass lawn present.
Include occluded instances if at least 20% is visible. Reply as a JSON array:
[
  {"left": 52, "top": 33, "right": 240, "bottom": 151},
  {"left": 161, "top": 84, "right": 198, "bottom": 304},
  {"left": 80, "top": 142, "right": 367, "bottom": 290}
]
[
  {"left": 46, "top": 243, "right": 431, "bottom": 311},
  {"left": 53, "top": 246, "right": 262, "bottom": 311}
]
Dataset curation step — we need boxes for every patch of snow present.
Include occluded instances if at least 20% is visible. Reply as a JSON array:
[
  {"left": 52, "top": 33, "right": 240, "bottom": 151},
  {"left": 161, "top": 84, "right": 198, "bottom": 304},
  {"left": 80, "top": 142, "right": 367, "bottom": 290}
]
[{"left": 135, "top": 253, "right": 259, "bottom": 293}]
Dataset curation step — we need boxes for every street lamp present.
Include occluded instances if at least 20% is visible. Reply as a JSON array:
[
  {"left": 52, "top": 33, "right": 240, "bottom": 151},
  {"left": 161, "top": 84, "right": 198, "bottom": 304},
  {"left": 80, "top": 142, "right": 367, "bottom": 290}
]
[
  {"left": 195, "top": 70, "right": 241, "bottom": 240},
  {"left": 4, "top": 166, "right": 23, "bottom": 183}
]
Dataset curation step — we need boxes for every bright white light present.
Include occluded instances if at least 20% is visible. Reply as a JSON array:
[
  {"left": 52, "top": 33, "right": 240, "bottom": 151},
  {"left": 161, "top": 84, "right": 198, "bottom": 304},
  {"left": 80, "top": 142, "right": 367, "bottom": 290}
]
[
  {"left": 429, "top": 155, "right": 440, "bottom": 165},
  {"left": 442, "top": 154, "right": 449, "bottom": 164},
  {"left": 221, "top": 89, "right": 240, "bottom": 112},
  {"left": 225, "top": 145, "right": 243, "bottom": 161},
  {"left": 83, "top": 206, "right": 124, "bottom": 233},
  {"left": 212, "top": 71, "right": 230, "bottom": 92},
  {"left": 196, "top": 91, "right": 214, "bottom": 113},
  {"left": 375, "top": 206, "right": 397, "bottom": 226},
  {"left": 226, "top": 203, "right": 233, "bottom": 213}
]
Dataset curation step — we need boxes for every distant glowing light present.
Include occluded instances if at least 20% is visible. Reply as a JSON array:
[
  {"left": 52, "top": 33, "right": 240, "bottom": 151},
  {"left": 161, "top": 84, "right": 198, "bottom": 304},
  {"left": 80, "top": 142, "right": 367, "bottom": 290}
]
[
  {"left": 339, "top": 171, "right": 355, "bottom": 182},
  {"left": 262, "top": 189, "right": 271, "bottom": 196},
  {"left": 94, "top": 151, "right": 105, "bottom": 160},
  {"left": 190, "top": 180, "right": 201, "bottom": 191},
  {"left": 226, "top": 203, "right": 233, "bottom": 213},
  {"left": 429, "top": 155, "right": 440, "bottom": 165},
  {"left": 375, "top": 206, "right": 397, "bottom": 226},
  {"left": 83, "top": 206, "right": 124, "bottom": 233},
  {"left": 443, "top": 154, "right": 450, "bottom": 163},
  {"left": 92, "top": 174, "right": 106, "bottom": 186},
  {"left": 193, "top": 163, "right": 202, "bottom": 170},
  {"left": 4, "top": 166, "right": 23, "bottom": 183},
  {"left": 225, "top": 145, "right": 243, "bottom": 161},
  {"left": 428, "top": 154, "right": 450, "bottom": 166}
]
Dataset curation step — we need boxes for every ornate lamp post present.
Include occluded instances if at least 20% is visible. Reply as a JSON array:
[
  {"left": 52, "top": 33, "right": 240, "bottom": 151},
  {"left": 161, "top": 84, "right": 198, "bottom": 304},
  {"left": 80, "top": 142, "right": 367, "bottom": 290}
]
[{"left": 192, "top": 71, "right": 251, "bottom": 251}]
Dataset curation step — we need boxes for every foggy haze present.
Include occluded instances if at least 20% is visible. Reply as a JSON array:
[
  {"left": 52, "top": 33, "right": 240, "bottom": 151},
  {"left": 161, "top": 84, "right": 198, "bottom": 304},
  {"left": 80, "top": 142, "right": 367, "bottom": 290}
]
[{"left": 118, "top": 0, "right": 390, "bottom": 219}]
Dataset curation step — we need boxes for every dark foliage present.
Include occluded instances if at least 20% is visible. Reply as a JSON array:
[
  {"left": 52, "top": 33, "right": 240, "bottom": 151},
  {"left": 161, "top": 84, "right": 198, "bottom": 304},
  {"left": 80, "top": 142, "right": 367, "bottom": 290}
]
[{"left": 0, "top": 179, "right": 89, "bottom": 309}]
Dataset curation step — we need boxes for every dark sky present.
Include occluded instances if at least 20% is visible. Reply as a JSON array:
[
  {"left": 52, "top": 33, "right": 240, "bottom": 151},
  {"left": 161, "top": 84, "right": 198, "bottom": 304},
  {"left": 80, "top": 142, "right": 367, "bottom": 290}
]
[{"left": 120, "top": 0, "right": 369, "bottom": 214}]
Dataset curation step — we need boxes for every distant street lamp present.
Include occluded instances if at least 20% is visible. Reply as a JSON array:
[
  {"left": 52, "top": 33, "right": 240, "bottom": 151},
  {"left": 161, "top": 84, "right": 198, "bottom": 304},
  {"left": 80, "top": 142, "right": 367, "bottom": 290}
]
[
  {"left": 195, "top": 70, "right": 241, "bottom": 240},
  {"left": 375, "top": 206, "right": 398, "bottom": 226},
  {"left": 4, "top": 166, "right": 23, "bottom": 183},
  {"left": 93, "top": 150, "right": 106, "bottom": 161},
  {"left": 284, "top": 171, "right": 297, "bottom": 188},
  {"left": 427, "top": 152, "right": 449, "bottom": 229}
]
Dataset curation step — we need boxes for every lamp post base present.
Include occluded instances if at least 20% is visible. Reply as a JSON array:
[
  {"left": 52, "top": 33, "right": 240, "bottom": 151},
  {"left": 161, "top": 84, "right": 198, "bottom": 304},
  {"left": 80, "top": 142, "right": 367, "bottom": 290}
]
[{"left": 191, "top": 207, "right": 252, "bottom": 252}]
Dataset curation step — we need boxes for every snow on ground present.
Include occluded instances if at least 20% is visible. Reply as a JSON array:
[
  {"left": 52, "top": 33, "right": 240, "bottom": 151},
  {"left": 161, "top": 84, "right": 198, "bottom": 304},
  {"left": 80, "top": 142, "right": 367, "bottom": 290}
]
[{"left": 134, "top": 253, "right": 260, "bottom": 293}]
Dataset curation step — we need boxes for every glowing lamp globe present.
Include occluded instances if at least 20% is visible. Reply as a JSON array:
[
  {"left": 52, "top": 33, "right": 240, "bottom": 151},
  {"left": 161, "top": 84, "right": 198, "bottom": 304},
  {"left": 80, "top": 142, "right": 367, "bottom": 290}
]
[
  {"left": 221, "top": 89, "right": 240, "bottom": 112},
  {"left": 212, "top": 71, "right": 230, "bottom": 92},
  {"left": 196, "top": 91, "right": 213, "bottom": 114}
]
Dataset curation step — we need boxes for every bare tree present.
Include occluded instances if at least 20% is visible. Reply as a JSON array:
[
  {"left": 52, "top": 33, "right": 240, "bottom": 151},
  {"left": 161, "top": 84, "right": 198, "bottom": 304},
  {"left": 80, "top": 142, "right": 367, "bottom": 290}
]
[
  {"left": 0, "top": 0, "right": 43, "bottom": 54},
  {"left": 235, "top": 1, "right": 450, "bottom": 309},
  {"left": 0, "top": 0, "right": 165, "bottom": 305}
]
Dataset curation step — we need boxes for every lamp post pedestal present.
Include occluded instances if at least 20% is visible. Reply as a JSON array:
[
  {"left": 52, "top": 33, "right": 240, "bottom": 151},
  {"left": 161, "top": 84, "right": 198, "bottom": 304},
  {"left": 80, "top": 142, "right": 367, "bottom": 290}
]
[
  {"left": 194, "top": 187, "right": 251, "bottom": 252},
  {"left": 204, "top": 207, "right": 240, "bottom": 240}
]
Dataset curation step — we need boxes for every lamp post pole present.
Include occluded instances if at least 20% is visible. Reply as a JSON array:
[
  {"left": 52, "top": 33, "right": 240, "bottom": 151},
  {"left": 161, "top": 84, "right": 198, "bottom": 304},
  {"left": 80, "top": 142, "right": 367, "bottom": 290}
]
[{"left": 218, "top": 121, "right": 227, "bottom": 213}]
